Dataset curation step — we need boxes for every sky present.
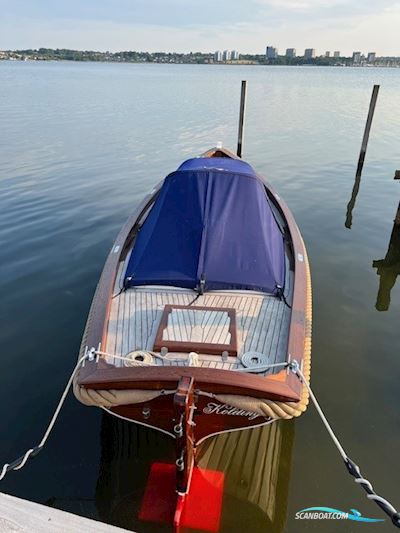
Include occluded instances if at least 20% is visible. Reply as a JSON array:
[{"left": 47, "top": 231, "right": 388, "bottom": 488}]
[{"left": 0, "top": 0, "right": 399, "bottom": 56}]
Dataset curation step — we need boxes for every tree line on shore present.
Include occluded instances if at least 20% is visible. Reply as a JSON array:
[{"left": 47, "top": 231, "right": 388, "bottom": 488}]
[{"left": 2, "top": 48, "right": 399, "bottom": 67}]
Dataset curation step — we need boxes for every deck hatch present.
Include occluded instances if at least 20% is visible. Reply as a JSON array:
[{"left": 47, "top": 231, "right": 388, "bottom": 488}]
[{"left": 154, "top": 304, "right": 238, "bottom": 356}]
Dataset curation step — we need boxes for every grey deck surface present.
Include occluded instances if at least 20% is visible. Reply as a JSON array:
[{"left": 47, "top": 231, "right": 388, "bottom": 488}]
[
  {"left": 0, "top": 492, "right": 130, "bottom": 532},
  {"left": 104, "top": 259, "right": 293, "bottom": 375}
]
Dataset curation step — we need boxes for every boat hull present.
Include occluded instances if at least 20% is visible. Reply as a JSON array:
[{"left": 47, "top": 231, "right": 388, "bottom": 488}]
[
  {"left": 105, "top": 393, "right": 273, "bottom": 445},
  {"left": 74, "top": 146, "right": 312, "bottom": 438}
]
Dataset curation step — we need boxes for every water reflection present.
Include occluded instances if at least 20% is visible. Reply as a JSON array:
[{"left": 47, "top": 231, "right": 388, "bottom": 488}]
[
  {"left": 95, "top": 413, "right": 294, "bottom": 533},
  {"left": 44, "top": 496, "right": 98, "bottom": 521},
  {"left": 345, "top": 166, "right": 363, "bottom": 229},
  {"left": 197, "top": 421, "right": 294, "bottom": 533},
  {"left": 373, "top": 202, "right": 400, "bottom": 311},
  {"left": 95, "top": 413, "right": 174, "bottom": 532}
]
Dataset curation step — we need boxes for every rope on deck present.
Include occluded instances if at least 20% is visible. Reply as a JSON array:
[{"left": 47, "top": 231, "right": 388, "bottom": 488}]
[
  {"left": 1, "top": 355, "right": 399, "bottom": 528},
  {"left": 73, "top": 350, "right": 292, "bottom": 407},
  {"left": 3, "top": 245, "right": 397, "bottom": 525},
  {"left": 214, "top": 242, "right": 312, "bottom": 420}
]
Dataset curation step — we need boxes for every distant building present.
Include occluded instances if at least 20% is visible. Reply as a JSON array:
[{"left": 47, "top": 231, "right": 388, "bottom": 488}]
[
  {"left": 304, "top": 48, "right": 316, "bottom": 59},
  {"left": 266, "top": 46, "right": 278, "bottom": 59},
  {"left": 325, "top": 51, "right": 330, "bottom": 58},
  {"left": 222, "top": 50, "right": 231, "bottom": 61},
  {"left": 333, "top": 51, "right": 340, "bottom": 58},
  {"left": 231, "top": 50, "right": 240, "bottom": 60},
  {"left": 367, "top": 52, "right": 376, "bottom": 62},
  {"left": 352, "top": 51, "right": 361, "bottom": 63},
  {"left": 286, "top": 48, "right": 296, "bottom": 58},
  {"left": 214, "top": 50, "right": 222, "bottom": 62}
]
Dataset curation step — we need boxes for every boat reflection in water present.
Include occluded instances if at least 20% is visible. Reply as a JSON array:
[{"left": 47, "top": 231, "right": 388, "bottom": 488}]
[
  {"left": 95, "top": 413, "right": 294, "bottom": 533},
  {"left": 373, "top": 202, "right": 400, "bottom": 311},
  {"left": 197, "top": 420, "right": 294, "bottom": 533},
  {"left": 95, "top": 413, "right": 174, "bottom": 533}
]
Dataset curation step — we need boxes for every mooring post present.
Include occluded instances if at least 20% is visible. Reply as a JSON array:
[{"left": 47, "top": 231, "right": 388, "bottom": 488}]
[
  {"left": 356, "top": 84, "right": 380, "bottom": 176},
  {"left": 345, "top": 84, "right": 380, "bottom": 229},
  {"left": 237, "top": 80, "right": 247, "bottom": 158}
]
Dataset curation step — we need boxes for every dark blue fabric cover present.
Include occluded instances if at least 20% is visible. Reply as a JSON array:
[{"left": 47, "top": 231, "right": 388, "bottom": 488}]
[
  {"left": 124, "top": 159, "right": 285, "bottom": 294},
  {"left": 178, "top": 157, "right": 256, "bottom": 176}
]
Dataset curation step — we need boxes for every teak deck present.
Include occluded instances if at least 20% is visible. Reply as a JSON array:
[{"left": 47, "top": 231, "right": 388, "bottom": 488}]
[
  {"left": 104, "top": 271, "right": 292, "bottom": 371},
  {"left": 76, "top": 146, "right": 310, "bottom": 412}
]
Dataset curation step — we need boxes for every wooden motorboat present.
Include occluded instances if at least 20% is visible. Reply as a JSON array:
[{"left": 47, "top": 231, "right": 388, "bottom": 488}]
[{"left": 73, "top": 146, "right": 312, "bottom": 503}]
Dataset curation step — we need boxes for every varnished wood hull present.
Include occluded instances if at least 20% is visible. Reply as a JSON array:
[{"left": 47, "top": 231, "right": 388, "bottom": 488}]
[
  {"left": 105, "top": 393, "right": 273, "bottom": 445},
  {"left": 75, "top": 146, "right": 312, "bottom": 443}
]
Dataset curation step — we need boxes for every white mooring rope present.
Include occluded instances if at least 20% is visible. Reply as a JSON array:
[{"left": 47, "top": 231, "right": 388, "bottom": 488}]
[
  {"left": 289, "top": 360, "right": 400, "bottom": 528},
  {"left": 0, "top": 351, "right": 399, "bottom": 528},
  {"left": 0, "top": 354, "right": 88, "bottom": 482}
]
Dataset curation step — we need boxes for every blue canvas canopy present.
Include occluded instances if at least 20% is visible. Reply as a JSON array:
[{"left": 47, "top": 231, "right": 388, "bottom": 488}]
[{"left": 124, "top": 157, "right": 285, "bottom": 294}]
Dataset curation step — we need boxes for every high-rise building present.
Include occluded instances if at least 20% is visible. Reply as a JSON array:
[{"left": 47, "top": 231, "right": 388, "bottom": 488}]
[
  {"left": 231, "top": 50, "right": 240, "bottom": 60},
  {"left": 352, "top": 51, "right": 361, "bottom": 63},
  {"left": 286, "top": 48, "right": 296, "bottom": 58},
  {"left": 214, "top": 50, "right": 222, "bottom": 62},
  {"left": 333, "top": 51, "right": 340, "bottom": 58},
  {"left": 325, "top": 51, "right": 330, "bottom": 58},
  {"left": 222, "top": 50, "right": 232, "bottom": 61},
  {"left": 367, "top": 52, "right": 376, "bottom": 62},
  {"left": 266, "top": 46, "right": 278, "bottom": 59},
  {"left": 304, "top": 48, "right": 316, "bottom": 59}
]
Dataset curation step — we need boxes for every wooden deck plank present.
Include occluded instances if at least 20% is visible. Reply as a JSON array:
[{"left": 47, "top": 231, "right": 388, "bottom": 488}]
[
  {"left": 106, "top": 282, "right": 291, "bottom": 374},
  {"left": 267, "top": 301, "right": 288, "bottom": 364},
  {"left": 244, "top": 297, "right": 269, "bottom": 354},
  {"left": 0, "top": 492, "right": 130, "bottom": 532},
  {"left": 105, "top": 281, "right": 120, "bottom": 359}
]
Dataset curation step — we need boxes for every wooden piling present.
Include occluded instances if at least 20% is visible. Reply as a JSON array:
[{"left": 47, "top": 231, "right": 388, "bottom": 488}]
[
  {"left": 356, "top": 84, "right": 380, "bottom": 176},
  {"left": 345, "top": 85, "right": 380, "bottom": 228},
  {"left": 237, "top": 80, "right": 247, "bottom": 158}
]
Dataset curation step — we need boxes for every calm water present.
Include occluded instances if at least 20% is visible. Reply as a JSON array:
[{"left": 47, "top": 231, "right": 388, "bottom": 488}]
[{"left": 1, "top": 61, "right": 399, "bottom": 533}]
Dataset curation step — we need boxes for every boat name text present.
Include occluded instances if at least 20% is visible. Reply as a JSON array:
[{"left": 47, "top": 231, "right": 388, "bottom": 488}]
[{"left": 203, "top": 402, "right": 260, "bottom": 420}]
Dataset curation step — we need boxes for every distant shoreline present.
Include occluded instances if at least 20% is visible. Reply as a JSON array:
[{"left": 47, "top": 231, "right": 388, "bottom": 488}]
[
  {"left": 2, "top": 59, "right": 399, "bottom": 69},
  {"left": 1, "top": 48, "right": 400, "bottom": 68}
]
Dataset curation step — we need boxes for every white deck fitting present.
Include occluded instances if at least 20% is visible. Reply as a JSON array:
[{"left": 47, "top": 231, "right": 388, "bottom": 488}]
[{"left": 105, "top": 259, "right": 293, "bottom": 375}]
